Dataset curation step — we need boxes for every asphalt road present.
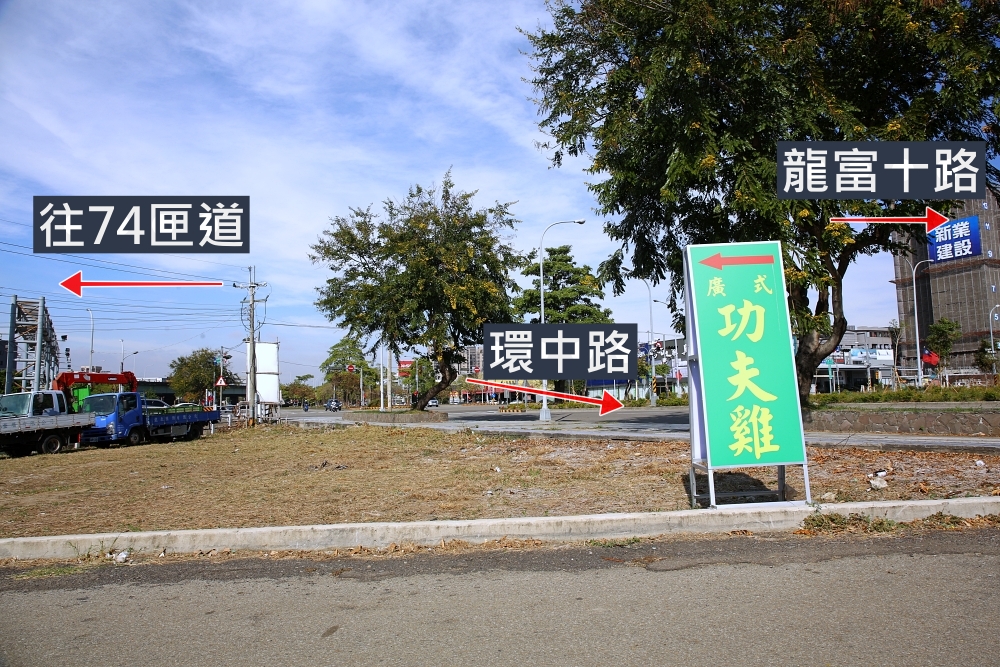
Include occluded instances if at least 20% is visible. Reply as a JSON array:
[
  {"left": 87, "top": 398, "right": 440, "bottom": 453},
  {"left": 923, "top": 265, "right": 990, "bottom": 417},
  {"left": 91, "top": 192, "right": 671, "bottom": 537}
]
[
  {"left": 2, "top": 530, "right": 997, "bottom": 666},
  {"left": 288, "top": 405, "right": 1000, "bottom": 453}
]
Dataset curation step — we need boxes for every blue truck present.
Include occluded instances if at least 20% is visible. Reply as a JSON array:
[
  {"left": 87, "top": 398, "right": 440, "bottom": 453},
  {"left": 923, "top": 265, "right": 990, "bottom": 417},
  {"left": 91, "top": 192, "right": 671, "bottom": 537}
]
[{"left": 80, "top": 392, "right": 219, "bottom": 446}]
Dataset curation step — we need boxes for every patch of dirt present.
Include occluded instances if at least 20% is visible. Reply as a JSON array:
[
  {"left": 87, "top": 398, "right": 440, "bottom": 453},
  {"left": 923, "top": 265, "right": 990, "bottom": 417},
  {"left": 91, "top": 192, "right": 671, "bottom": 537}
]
[
  {"left": 0, "top": 425, "right": 997, "bottom": 538},
  {"left": 795, "top": 511, "right": 1000, "bottom": 536}
]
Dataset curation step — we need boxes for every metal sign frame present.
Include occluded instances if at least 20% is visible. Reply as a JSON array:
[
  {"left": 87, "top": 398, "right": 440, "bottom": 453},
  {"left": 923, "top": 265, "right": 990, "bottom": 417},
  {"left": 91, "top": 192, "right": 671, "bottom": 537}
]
[{"left": 684, "top": 241, "right": 811, "bottom": 508}]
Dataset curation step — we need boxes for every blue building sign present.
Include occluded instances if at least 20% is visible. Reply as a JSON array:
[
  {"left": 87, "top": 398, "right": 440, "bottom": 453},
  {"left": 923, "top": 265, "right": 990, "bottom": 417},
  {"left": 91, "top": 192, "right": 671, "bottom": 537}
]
[{"left": 929, "top": 215, "right": 981, "bottom": 263}]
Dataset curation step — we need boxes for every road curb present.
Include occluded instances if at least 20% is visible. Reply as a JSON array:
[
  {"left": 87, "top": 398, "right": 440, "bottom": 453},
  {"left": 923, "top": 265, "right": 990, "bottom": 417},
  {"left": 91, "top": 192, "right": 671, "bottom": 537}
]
[{"left": 1, "top": 497, "right": 998, "bottom": 561}]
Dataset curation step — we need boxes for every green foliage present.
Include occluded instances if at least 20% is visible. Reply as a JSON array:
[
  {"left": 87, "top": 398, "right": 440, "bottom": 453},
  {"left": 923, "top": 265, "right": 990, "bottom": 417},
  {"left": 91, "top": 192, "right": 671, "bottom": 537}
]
[
  {"left": 809, "top": 385, "right": 1000, "bottom": 406},
  {"left": 281, "top": 375, "right": 316, "bottom": 404},
  {"left": 168, "top": 348, "right": 239, "bottom": 402},
  {"left": 974, "top": 339, "right": 997, "bottom": 375},
  {"left": 524, "top": 0, "right": 999, "bottom": 402},
  {"left": 513, "top": 245, "right": 613, "bottom": 324},
  {"left": 310, "top": 171, "right": 524, "bottom": 409},
  {"left": 318, "top": 336, "right": 379, "bottom": 405},
  {"left": 925, "top": 317, "right": 962, "bottom": 370},
  {"left": 320, "top": 337, "right": 372, "bottom": 378}
]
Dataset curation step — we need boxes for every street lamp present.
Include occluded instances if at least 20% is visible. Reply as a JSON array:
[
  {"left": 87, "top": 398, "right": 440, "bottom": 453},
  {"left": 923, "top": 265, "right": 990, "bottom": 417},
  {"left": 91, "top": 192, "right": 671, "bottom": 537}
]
[
  {"left": 989, "top": 304, "right": 1000, "bottom": 375},
  {"left": 86, "top": 308, "right": 94, "bottom": 370},
  {"left": 119, "top": 340, "right": 137, "bottom": 373},
  {"left": 654, "top": 299, "right": 681, "bottom": 395},
  {"left": 635, "top": 276, "right": 655, "bottom": 406},
  {"left": 538, "top": 219, "right": 585, "bottom": 422},
  {"left": 620, "top": 267, "right": 656, "bottom": 405},
  {"left": 903, "top": 258, "right": 933, "bottom": 386}
]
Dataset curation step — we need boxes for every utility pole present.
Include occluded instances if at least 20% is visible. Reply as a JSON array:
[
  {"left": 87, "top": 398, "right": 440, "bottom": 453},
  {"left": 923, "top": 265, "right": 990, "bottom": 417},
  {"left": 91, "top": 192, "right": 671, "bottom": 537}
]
[{"left": 234, "top": 267, "right": 267, "bottom": 425}]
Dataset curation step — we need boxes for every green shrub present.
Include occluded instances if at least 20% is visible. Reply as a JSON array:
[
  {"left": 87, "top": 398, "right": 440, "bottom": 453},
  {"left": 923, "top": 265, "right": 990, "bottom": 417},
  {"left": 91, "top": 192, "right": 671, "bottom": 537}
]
[{"left": 809, "top": 384, "right": 1000, "bottom": 407}]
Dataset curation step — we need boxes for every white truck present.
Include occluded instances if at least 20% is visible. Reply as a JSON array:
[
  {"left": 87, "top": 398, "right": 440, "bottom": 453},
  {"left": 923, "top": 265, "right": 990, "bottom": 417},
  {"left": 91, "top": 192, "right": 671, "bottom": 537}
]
[{"left": 0, "top": 390, "right": 96, "bottom": 455}]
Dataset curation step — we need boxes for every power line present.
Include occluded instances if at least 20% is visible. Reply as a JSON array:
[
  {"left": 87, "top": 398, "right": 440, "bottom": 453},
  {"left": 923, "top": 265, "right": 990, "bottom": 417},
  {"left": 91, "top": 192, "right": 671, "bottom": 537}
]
[
  {"left": 0, "top": 217, "right": 31, "bottom": 228},
  {"left": 0, "top": 242, "right": 235, "bottom": 282},
  {"left": 0, "top": 286, "right": 240, "bottom": 309},
  {"left": 266, "top": 321, "right": 342, "bottom": 329}
]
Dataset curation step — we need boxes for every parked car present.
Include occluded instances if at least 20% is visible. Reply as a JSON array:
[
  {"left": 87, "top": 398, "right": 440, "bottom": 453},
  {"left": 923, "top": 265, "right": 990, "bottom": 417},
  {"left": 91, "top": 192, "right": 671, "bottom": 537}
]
[
  {"left": 427, "top": 398, "right": 440, "bottom": 407},
  {"left": 141, "top": 399, "right": 170, "bottom": 409}
]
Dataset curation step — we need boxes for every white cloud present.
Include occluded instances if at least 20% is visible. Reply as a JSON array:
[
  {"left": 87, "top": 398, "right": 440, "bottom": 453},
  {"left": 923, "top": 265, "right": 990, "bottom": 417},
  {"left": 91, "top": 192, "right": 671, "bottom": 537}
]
[{"left": 0, "top": 0, "right": 902, "bottom": 379}]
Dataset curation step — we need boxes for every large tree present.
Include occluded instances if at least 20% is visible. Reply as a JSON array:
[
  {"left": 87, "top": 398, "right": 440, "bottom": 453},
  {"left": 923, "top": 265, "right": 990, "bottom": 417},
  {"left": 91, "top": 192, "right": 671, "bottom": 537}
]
[
  {"left": 281, "top": 374, "right": 316, "bottom": 405},
  {"left": 168, "top": 348, "right": 240, "bottom": 403},
  {"left": 310, "top": 172, "right": 524, "bottom": 410},
  {"left": 524, "top": 0, "right": 999, "bottom": 404},
  {"left": 319, "top": 336, "right": 378, "bottom": 406},
  {"left": 514, "top": 244, "right": 613, "bottom": 393},
  {"left": 513, "top": 244, "right": 614, "bottom": 324}
]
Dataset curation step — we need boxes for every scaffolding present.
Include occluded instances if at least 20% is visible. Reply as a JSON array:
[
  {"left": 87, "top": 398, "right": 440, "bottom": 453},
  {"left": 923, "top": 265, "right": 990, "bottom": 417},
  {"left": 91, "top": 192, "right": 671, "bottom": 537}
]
[{"left": 4, "top": 296, "right": 62, "bottom": 394}]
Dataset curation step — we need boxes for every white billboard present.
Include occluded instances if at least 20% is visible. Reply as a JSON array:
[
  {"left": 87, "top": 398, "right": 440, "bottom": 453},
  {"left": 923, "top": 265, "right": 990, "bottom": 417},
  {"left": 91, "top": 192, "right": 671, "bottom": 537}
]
[
  {"left": 255, "top": 374, "right": 282, "bottom": 404},
  {"left": 246, "top": 341, "right": 282, "bottom": 405},
  {"left": 247, "top": 342, "right": 279, "bottom": 374}
]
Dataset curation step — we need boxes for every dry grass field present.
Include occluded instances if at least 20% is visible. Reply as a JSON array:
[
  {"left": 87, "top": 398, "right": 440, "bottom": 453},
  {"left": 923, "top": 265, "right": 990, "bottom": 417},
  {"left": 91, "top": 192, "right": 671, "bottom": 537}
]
[{"left": 0, "top": 424, "right": 997, "bottom": 539}]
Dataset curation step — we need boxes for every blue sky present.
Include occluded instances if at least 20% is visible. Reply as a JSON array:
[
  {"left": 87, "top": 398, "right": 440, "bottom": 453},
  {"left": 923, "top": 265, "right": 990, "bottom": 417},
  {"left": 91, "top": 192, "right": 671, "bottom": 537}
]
[{"left": 0, "top": 0, "right": 898, "bottom": 382}]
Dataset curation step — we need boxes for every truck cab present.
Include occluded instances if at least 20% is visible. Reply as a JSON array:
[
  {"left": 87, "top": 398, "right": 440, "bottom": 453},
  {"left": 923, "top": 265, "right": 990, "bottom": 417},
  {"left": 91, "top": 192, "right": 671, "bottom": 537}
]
[
  {"left": 0, "top": 390, "right": 72, "bottom": 418},
  {"left": 81, "top": 392, "right": 145, "bottom": 446}
]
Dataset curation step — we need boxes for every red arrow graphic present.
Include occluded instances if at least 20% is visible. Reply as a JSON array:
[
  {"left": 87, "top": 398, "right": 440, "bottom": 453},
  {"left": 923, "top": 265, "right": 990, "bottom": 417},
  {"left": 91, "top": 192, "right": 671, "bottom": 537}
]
[
  {"left": 699, "top": 253, "right": 775, "bottom": 271},
  {"left": 59, "top": 271, "right": 224, "bottom": 297},
  {"left": 828, "top": 206, "right": 949, "bottom": 232},
  {"left": 468, "top": 378, "right": 624, "bottom": 416}
]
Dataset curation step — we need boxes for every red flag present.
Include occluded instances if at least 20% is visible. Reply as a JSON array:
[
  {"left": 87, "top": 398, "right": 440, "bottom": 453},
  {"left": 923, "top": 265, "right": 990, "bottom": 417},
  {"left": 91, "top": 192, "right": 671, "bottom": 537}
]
[{"left": 921, "top": 349, "right": 940, "bottom": 366}]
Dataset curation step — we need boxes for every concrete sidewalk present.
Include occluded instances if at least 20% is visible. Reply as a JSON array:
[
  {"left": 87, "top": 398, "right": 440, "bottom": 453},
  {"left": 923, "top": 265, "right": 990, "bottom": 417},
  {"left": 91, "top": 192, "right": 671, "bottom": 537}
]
[{"left": 2, "top": 496, "right": 997, "bottom": 561}]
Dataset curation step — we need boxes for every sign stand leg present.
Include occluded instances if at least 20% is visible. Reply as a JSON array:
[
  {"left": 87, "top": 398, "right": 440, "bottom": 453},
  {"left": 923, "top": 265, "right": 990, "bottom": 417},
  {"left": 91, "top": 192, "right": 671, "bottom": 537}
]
[
  {"left": 707, "top": 469, "right": 718, "bottom": 508},
  {"left": 689, "top": 466, "right": 698, "bottom": 509},
  {"left": 777, "top": 465, "right": 786, "bottom": 501},
  {"left": 802, "top": 462, "right": 812, "bottom": 503}
]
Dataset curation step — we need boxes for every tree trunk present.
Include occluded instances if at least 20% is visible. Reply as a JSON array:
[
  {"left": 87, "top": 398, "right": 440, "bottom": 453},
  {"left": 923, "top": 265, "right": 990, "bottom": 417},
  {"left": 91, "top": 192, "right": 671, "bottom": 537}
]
[
  {"left": 413, "top": 364, "right": 456, "bottom": 411},
  {"left": 794, "top": 279, "right": 848, "bottom": 407}
]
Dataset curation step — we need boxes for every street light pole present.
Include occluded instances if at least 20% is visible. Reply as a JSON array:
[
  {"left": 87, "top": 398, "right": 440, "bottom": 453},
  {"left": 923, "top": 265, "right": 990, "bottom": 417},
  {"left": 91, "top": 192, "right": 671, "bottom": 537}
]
[
  {"left": 538, "top": 219, "right": 585, "bottom": 422},
  {"left": 638, "top": 278, "right": 655, "bottom": 406},
  {"left": 654, "top": 299, "right": 680, "bottom": 395},
  {"left": 86, "top": 308, "right": 94, "bottom": 370},
  {"left": 989, "top": 304, "right": 1000, "bottom": 375},
  {"left": 903, "top": 258, "right": 933, "bottom": 386}
]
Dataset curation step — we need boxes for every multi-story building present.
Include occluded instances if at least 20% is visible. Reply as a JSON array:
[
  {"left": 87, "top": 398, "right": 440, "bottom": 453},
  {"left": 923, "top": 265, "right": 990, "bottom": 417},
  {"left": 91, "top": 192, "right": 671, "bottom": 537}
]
[
  {"left": 892, "top": 191, "right": 999, "bottom": 379},
  {"left": 456, "top": 345, "right": 483, "bottom": 375},
  {"left": 812, "top": 325, "right": 895, "bottom": 392}
]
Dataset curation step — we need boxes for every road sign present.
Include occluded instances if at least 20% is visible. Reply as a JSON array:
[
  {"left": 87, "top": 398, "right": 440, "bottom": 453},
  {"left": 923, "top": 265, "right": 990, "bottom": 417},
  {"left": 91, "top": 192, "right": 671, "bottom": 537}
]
[
  {"left": 215, "top": 376, "right": 227, "bottom": 387},
  {"left": 482, "top": 323, "right": 639, "bottom": 380},
  {"left": 776, "top": 141, "right": 985, "bottom": 200},
  {"left": 34, "top": 196, "right": 250, "bottom": 254},
  {"left": 347, "top": 364, "right": 356, "bottom": 373},
  {"left": 468, "top": 378, "right": 623, "bottom": 415},
  {"left": 685, "top": 241, "right": 807, "bottom": 471},
  {"left": 472, "top": 366, "right": 480, "bottom": 374}
]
